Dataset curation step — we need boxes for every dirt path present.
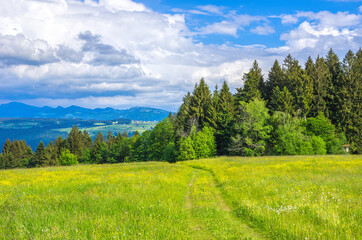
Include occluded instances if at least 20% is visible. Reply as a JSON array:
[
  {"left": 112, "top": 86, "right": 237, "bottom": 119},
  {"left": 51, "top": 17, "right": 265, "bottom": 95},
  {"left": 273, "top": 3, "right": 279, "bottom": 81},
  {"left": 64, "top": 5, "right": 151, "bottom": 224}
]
[{"left": 185, "top": 167, "right": 264, "bottom": 239}]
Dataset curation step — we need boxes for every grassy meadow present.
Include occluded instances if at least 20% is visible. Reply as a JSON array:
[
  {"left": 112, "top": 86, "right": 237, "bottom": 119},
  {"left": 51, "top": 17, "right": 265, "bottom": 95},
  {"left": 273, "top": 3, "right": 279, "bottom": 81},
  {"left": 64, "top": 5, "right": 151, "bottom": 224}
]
[{"left": 0, "top": 155, "right": 361, "bottom": 239}]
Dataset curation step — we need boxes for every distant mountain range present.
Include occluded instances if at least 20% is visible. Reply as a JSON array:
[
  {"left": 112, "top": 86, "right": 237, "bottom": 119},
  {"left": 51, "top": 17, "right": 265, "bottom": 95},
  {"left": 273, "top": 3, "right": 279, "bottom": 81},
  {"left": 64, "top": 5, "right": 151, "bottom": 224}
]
[{"left": 0, "top": 102, "right": 171, "bottom": 121}]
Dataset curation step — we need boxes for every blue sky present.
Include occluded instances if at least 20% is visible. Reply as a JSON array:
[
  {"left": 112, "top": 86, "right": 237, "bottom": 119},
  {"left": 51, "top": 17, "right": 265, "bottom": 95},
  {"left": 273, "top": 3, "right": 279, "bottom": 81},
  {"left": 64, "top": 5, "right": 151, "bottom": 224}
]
[{"left": 0, "top": 0, "right": 361, "bottom": 111}]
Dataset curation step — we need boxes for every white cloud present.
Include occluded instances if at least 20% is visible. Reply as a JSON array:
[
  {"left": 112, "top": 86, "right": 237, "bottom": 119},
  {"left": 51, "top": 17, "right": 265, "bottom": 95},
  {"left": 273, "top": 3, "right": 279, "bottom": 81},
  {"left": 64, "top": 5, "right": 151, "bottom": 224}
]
[
  {"left": 251, "top": 24, "right": 275, "bottom": 35},
  {"left": 280, "top": 14, "right": 299, "bottom": 24},
  {"left": 196, "top": 5, "right": 224, "bottom": 15},
  {"left": 0, "top": 34, "right": 58, "bottom": 66},
  {"left": 198, "top": 21, "right": 238, "bottom": 36},
  {"left": 359, "top": 5, "right": 362, "bottom": 12},
  {"left": 198, "top": 14, "right": 266, "bottom": 35},
  {"left": 296, "top": 11, "right": 361, "bottom": 27},
  {"left": 280, "top": 20, "right": 361, "bottom": 54},
  {"left": 0, "top": 1, "right": 360, "bottom": 111}
]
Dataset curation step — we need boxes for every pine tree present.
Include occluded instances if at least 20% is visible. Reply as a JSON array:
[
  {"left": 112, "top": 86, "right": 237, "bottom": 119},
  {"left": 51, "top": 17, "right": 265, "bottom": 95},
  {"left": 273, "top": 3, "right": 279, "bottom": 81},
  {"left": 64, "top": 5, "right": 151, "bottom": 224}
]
[
  {"left": 2, "top": 139, "right": 11, "bottom": 169},
  {"left": 189, "top": 78, "right": 212, "bottom": 128},
  {"left": 265, "top": 60, "right": 284, "bottom": 105},
  {"left": 307, "top": 56, "right": 333, "bottom": 117},
  {"left": 68, "top": 125, "right": 84, "bottom": 158},
  {"left": 122, "top": 131, "right": 129, "bottom": 138},
  {"left": 235, "top": 60, "right": 264, "bottom": 103},
  {"left": 269, "top": 86, "right": 295, "bottom": 115},
  {"left": 215, "top": 81, "right": 235, "bottom": 155},
  {"left": 175, "top": 92, "right": 193, "bottom": 136},
  {"left": 106, "top": 130, "right": 116, "bottom": 147},
  {"left": 83, "top": 130, "right": 93, "bottom": 149},
  {"left": 206, "top": 85, "right": 219, "bottom": 129},
  {"left": 283, "top": 54, "right": 313, "bottom": 117},
  {"left": 30, "top": 141, "right": 47, "bottom": 167},
  {"left": 45, "top": 141, "right": 59, "bottom": 166},
  {"left": 341, "top": 50, "right": 362, "bottom": 153},
  {"left": 325, "top": 49, "right": 343, "bottom": 127},
  {"left": 94, "top": 132, "right": 105, "bottom": 147}
]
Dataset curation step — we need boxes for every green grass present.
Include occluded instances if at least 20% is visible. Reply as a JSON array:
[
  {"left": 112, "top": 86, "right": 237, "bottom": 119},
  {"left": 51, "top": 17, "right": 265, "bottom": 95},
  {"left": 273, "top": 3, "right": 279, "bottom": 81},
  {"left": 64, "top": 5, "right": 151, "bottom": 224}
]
[
  {"left": 182, "top": 155, "right": 361, "bottom": 239},
  {"left": 0, "top": 155, "right": 360, "bottom": 239}
]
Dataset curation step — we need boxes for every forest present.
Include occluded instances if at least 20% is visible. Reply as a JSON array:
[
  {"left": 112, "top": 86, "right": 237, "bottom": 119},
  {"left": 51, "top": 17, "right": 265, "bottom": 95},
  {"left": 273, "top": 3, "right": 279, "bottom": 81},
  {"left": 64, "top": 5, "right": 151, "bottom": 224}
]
[{"left": 0, "top": 49, "right": 360, "bottom": 169}]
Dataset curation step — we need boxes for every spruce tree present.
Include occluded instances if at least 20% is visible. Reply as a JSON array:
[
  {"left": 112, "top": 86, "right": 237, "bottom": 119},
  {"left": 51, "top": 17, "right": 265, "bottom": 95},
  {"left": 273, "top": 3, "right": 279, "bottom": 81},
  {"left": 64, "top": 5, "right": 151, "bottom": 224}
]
[
  {"left": 215, "top": 81, "right": 235, "bottom": 155},
  {"left": 269, "top": 86, "right": 295, "bottom": 115},
  {"left": 189, "top": 78, "right": 212, "bottom": 128},
  {"left": 235, "top": 60, "right": 264, "bottom": 103},
  {"left": 31, "top": 141, "right": 47, "bottom": 167},
  {"left": 325, "top": 49, "right": 343, "bottom": 127},
  {"left": 106, "top": 130, "right": 116, "bottom": 147},
  {"left": 307, "top": 56, "right": 333, "bottom": 117},
  {"left": 265, "top": 60, "right": 284, "bottom": 105},
  {"left": 68, "top": 125, "right": 83, "bottom": 158}
]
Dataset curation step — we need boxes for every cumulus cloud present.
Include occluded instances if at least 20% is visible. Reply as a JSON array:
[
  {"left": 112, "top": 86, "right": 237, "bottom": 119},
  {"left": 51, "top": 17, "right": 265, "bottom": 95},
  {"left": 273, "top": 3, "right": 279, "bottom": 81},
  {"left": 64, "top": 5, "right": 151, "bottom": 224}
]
[
  {"left": 296, "top": 11, "right": 361, "bottom": 27},
  {"left": 280, "top": 14, "right": 300, "bottom": 24},
  {"left": 0, "top": 0, "right": 360, "bottom": 111},
  {"left": 278, "top": 11, "right": 362, "bottom": 56},
  {"left": 251, "top": 24, "right": 275, "bottom": 35},
  {"left": 0, "top": 34, "right": 58, "bottom": 66},
  {"left": 198, "top": 14, "right": 266, "bottom": 35},
  {"left": 196, "top": 5, "right": 224, "bottom": 15},
  {"left": 78, "top": 31, "right": 139, "bottom": 66}
]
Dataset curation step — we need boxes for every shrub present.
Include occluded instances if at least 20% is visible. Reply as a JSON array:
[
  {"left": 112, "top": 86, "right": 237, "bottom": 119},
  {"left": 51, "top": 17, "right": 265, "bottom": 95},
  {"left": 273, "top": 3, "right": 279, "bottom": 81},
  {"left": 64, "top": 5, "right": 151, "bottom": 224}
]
[
  {"left": 163, "top": 142, "right": 177, "bottom": 163},
  {"left": 311, "top": 136, "right": 327, "bottom": 155},
  {"left": 59, "top": 149, "right": 78, "bottom": 166}
]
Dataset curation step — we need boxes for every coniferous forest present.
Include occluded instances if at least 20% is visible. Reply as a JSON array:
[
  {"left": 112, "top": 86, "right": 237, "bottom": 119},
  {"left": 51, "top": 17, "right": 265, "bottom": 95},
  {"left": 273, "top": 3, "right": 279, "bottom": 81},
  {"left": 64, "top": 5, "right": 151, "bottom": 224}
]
[{"left": 0, "top": 49, "right": 361, "bottom": 169}]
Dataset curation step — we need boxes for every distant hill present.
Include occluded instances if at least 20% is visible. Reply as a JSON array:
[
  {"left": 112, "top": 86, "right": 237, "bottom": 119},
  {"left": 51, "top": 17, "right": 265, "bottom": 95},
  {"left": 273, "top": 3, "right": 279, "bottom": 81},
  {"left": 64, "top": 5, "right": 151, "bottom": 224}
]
[{"left": 0, "top": 102, "right": 171, "bottom": 121}]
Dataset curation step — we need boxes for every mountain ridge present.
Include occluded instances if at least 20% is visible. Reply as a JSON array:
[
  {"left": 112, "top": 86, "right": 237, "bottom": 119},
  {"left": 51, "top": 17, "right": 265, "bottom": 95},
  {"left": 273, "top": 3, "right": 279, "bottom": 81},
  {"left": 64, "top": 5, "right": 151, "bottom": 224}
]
[{"left": 0, "top": 102, "right": 171, "bottom": 121}]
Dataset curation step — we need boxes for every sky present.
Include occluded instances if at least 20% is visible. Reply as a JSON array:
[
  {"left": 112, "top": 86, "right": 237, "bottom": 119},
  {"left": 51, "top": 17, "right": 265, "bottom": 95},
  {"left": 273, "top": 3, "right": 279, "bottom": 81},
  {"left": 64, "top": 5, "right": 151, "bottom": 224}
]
[{"left": 0, "top": 0, "right": 361, "bottom": 111}]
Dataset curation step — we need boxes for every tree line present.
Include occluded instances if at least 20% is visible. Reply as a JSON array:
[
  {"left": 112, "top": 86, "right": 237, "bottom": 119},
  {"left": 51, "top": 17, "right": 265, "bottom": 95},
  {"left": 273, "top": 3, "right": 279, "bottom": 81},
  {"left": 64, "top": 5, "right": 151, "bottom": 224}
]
[{"left": 0, "top": 49, "right": 360, "bottom": 169}]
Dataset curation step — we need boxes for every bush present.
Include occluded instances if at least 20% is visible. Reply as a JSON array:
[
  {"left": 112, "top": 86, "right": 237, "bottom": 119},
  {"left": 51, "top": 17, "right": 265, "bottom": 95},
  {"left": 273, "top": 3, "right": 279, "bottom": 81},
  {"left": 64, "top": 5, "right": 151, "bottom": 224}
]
[
  {"left": 163, "top": 142, "right": 177, "bottom": 163},
  {"left": 59, "top": 149, "right": 78, "bottom": 166},
  {"left": 311, "top": 136, "right": 327, "bottom": 155},
  {"left": 178, "top": 137, "right": 196, "bottom": 161}
]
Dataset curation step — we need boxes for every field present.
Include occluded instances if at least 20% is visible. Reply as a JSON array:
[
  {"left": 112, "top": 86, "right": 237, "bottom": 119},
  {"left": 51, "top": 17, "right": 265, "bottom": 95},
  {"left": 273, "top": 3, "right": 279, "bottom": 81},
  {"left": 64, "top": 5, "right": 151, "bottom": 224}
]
[{"left": 0, "top": 155, "right": 360, "bottom": 239}]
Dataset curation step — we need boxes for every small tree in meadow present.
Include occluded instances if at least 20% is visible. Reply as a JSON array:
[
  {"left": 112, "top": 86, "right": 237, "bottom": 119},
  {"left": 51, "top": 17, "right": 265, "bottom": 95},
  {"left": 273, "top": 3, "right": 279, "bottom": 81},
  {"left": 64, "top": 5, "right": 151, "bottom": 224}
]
[{"left": 59, "top": 149, "right": 78, "bottom": 166}]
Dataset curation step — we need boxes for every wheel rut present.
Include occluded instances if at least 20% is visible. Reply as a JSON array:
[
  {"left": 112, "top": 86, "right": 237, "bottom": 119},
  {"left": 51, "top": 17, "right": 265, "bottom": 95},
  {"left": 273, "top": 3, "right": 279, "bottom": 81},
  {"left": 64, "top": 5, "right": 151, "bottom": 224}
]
[{"left": 185, "top": 166, "right": 265, "bottom": 239}]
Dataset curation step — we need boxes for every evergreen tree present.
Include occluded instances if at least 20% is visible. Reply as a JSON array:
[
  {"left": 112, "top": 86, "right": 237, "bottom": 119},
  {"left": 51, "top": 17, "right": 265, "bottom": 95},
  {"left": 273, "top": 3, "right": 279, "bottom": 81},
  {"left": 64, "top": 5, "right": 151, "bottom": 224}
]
[
  {"left": 122, "top": 130, "right": 129, "bottom": 138},
  {"left": 116, "top": 132, "right": 123, "bottom": 142},
  {"left": 206, "top": 85, "right": 219, "bottom": 129},
  {"left": 2, "top": 139, "right": 12, "bottom": 168},
  {"left": 235, "top": 60, "right": 264, "bottom": 103},
  {"left": 83, "top": 130, "right": 93, "bottom": 149},
  {"left": 106, "top": 130, "right": 116, "bottom": 147},
  {"left": 283, "top": 54, "right": 313, "bottom": 117},
  {"left": 215, "top": 81, "right": 235, "bottom": 155},
  {"left": 189, "top": 78, "right": 213, "bottom": 128},
  {"left": 45, "top": 141, "right": 59, "bottom": 166},
  {"left": 265, "top": 60, "right": 284, "bottom": 105},
  {"left": 94, "top": 132, "right": 105, "bottom": 146},
  {"left": 30, "top": 141, "right": 47, "bottom": 167},
  {"left": 325, "top": 49, "right": 343, "bottom": 126},
  {"left": 341, "top": 50, "right": 362, "bottom": 153},
  {"left": 350, "top": 48, "right": 362, "bottom": 153},
  {"left": 307, "top": 56, "right": 333, "bottom": 117},
  {"left": 269, "top": 86, "right": 295, "bottom": 115},
  {"left": 68, "top": 125, "right": 84, "bottom": 157},
  {"left": 175, "top": 92, "right": 193, "bottom": 136}
]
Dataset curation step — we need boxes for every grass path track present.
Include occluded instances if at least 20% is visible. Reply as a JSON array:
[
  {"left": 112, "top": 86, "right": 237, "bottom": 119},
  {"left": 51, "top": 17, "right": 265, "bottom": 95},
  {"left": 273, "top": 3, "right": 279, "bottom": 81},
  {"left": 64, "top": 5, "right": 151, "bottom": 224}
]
[{"left": 184, "top": 167, "right": 264, "bottom": 239}]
